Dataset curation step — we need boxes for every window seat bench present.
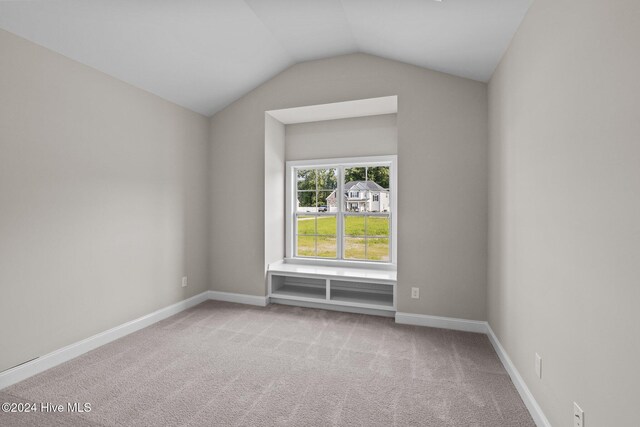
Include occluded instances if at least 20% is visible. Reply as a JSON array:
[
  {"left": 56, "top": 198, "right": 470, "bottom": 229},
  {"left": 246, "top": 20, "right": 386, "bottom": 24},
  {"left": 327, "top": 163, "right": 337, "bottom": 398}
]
[{"left": 267, "top": 261, "right": 397, "bottom": 316}]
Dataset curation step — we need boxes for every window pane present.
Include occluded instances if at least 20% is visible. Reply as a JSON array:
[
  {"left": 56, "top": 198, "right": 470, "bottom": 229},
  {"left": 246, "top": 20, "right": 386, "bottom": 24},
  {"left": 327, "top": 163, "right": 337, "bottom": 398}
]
[
  {"left": 366, "top": 216, "right": 390, "bottom": 237},
  {"left": 344, "top": 167, "right": 366, "bottom": 183},
  {"left": 344, "top": 215, "right": 365, "bottom": 236},
  {"left": 366, "top": 166, "right": 390, "bottom": 212},
  {"left": 367, "top": 188, "right": 389, "bottom": 212},
  {"left": 317, "top": 236, "right": 337, "bottom": 258},
  {"left": 367, "top": 166, "right": 390, "bottom": 189},
  {"left": 297, "top": 215, "right": 316, "bottom": 235},
  {"left": 297, "top": 191, "right": 316, "bottom": 212},
  {"left": 317, "top": 191, "right": 333, "bottom": 212},
  {"left": 344, "top": 167, "right": 368, "bottom": 212},
  {"left": 316, "top": 215, "right": 336, "bottom": 235},
  {"left": 344, "top": 237, "right": 366, "bottom": 260},
  {"left": 297, "top": 169, "right": 316, "bottom": 191},
  {"left": 316, "top": 168, "right": 337, "bottom": 190},
  {"left": 297, "top": 235, "right": 316, "bottom": 257},
  {"left": 325, "top": 190, "right": 339, "bottom": 212},
  {"left": 367, "top": 238, "right": 390, "bottom": 261}
]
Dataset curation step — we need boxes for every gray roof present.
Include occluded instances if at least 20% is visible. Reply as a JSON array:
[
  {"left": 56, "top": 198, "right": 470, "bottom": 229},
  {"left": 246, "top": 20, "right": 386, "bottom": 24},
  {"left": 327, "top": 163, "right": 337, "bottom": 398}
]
[{"left": 344, "top": 181, "right": 388, "bottom": 192}]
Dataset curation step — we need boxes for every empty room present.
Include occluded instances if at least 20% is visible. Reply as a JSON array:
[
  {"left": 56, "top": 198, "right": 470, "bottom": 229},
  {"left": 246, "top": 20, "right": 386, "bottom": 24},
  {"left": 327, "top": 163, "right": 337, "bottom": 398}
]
[{"left": 1, "top": 0, "right": 638, "bottom": 426}]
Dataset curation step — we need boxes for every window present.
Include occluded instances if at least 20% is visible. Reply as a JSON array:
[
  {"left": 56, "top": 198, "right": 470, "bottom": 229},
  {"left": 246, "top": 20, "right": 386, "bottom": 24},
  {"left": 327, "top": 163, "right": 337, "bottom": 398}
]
[{"left": 286, "top": 156, "right": 396, "bottom": 265}]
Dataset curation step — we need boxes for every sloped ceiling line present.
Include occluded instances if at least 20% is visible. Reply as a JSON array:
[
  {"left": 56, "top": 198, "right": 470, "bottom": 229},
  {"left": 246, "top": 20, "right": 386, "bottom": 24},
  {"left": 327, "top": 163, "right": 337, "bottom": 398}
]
[{"left": 0, "top": 0, "right": 532, "bottom": 116}]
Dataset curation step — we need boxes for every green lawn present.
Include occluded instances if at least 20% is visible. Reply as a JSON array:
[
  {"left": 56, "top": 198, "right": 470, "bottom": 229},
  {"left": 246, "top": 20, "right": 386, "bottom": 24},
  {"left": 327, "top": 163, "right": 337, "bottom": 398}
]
[{"left": 296, "top": 215, "right": 389, "bottom": 261}]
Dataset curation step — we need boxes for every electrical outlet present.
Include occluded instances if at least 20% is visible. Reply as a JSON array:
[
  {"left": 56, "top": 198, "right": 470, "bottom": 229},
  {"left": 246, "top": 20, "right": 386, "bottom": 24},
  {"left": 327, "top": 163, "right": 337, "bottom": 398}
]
[
  {"left": 181, "top": 276, "right": 188, "bottom": 288},
  {"left": 535, "top": 353, "right": 542, "bottom": 379},
  {"left": 411, "top": 287, "right": 419, "bottom": 299},
  {"left": 573, "top": 402, "right": 584, "bottom": 427}
]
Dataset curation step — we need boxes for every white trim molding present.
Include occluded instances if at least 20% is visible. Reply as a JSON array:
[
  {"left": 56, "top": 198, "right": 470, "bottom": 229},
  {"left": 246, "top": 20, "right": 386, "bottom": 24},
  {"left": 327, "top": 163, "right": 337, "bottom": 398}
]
[
  {"left": 395, "top": 312, "right": 488, "bottom": 334},
  {"left": 0, "top": 288, "right": 550, "bottom": 427},
  {"left": 0, "top": 290, "right": 269, "bottom": 390},
  {"left": 0, "top": 291, "right": 210, "bottom": 390},
  {"left": 285, "top": 155, "right": 398, "bottom": 266},
  {"left": 208, "top": 290, "right": 269, "bottom": 306},
  {"left": 486, "top": 325, "right": 552, "bottom": 427}
]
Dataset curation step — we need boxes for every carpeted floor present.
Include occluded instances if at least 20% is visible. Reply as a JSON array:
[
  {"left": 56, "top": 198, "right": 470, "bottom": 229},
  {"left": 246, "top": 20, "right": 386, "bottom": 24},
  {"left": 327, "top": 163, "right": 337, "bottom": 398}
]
[{"left": 0, "top": 301, "right": 534, "bottom": 426}]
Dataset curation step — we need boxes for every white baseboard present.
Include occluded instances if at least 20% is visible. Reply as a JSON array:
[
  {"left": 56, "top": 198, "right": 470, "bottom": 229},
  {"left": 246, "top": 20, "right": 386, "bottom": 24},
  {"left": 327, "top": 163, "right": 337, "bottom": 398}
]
[
  {"left": 395, "top": 312, "right": 488, "bottom": 334},
  {"left": 0, "top": 289, "right": 549, "bottom": 427},
  {"left": 396, "top": 313, "right": 549, "bottom": 426},
  {"left": 0, "top": 291, "right": 209, "bottom": 390},
  {"left": 0, "top": 290, "right": 267, "bottom": 390},
  {"left": 208, "top": 290, "right": 268, "bottom": 307},
  {"left": 486, "top": 325, "right": 551, "bottom": 427}
]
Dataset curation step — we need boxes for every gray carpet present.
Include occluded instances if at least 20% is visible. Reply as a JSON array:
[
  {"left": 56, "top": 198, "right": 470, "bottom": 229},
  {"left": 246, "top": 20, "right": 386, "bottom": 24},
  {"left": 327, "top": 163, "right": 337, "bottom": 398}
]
[{"left": 0, "top": 301, "right": 534, "bottom": 426}]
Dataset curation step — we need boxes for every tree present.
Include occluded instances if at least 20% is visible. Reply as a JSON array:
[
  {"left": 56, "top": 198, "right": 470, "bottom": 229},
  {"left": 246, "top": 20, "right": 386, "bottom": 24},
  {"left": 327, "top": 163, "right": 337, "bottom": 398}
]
[{"left": 296, "top": 168, "right": 337, "bottom": 207}]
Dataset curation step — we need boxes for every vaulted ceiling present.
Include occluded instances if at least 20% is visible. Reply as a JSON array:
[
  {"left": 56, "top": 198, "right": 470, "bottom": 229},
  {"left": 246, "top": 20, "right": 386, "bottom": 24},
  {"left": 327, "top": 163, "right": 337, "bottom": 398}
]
[{"left": 0, "top": 0, "right": 532, "bottom": 116}]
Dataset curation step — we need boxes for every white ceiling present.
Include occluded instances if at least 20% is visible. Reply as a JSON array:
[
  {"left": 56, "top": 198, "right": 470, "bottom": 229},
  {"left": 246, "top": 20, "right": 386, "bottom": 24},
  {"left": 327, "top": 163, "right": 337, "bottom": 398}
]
[{"left": 0, "top": 0, "right": 532, "bottom": 116}]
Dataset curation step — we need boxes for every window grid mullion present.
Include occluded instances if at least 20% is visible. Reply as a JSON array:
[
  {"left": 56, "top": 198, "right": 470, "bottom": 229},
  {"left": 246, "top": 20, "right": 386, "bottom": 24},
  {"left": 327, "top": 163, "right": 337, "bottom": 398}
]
[
  {"left": 338, "top": 166, "right": 344, "bottom": 260},
  {"left": 314, "top": 171, "right": 318, "bottom": 257},
  {"left": 362, "top": 213, "right": 369, "bottom": 259},
  {"left": 292, "top": 161, "right": 391, "bottom": 263}
]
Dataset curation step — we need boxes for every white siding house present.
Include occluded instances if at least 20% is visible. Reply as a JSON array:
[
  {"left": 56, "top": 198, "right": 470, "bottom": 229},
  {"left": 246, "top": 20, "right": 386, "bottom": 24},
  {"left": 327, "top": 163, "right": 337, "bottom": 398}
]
[{"left": 326, "top": 181, "right": 389, "bottom": 212}]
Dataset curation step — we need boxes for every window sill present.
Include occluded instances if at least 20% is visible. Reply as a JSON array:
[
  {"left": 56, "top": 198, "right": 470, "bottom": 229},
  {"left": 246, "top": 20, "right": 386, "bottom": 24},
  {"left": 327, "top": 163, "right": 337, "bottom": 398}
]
[
  {"left": 284, "top": 257, "right": 396, "bottom": 271},
  {"left": 270, "top": 259, "right": 397, "bottom": 283}
]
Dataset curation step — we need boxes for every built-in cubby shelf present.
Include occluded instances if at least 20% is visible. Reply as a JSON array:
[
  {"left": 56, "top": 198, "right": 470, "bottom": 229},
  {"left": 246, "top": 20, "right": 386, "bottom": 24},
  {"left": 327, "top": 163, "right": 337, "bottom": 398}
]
[
  {"left": 270, "top": 275, "right": 327, "bottom": 300},
  {"left": 268, "top": 261, "right": 396, "bottom": 314}
]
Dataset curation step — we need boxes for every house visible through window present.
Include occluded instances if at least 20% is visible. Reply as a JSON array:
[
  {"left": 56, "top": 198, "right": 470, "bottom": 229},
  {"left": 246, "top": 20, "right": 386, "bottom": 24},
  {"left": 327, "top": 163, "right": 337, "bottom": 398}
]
[{"left": 287, "top": 156, "right": 396, "bottom": 264}]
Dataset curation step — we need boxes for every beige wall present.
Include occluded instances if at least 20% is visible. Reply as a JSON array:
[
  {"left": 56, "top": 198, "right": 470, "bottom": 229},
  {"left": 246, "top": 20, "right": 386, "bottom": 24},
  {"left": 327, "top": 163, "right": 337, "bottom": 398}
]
[
  {"left": 488, "top": 0, "right": 640, "bottom": 425},
  {"left": 285, "top": 114, "right": 397, "bottom": 161},
  {"left": 0, "top": 30, "right": 210, "bottom": 372},
  {"left": 264, "top": 114, "right": 286, "bottom": 267},
  {"left": 210, "top": 53, "right": 488, "bottom": 321}
]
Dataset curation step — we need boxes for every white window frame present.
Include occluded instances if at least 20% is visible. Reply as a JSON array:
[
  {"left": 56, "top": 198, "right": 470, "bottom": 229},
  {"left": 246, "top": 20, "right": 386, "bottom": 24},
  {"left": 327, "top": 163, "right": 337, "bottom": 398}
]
[{"left": 285, "top": 155, "right": 397, "bottom": 269}]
